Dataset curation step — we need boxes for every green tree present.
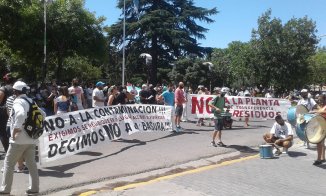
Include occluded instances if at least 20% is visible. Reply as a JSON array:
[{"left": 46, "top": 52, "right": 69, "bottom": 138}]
[
  {"left": 0, "top": 0, "right": 107, "bottom": 82},
  {"left": 47, "top": 0, "right": 106, "bottom": 81},
  {"left": 108, "top": 0, "right": 218, "bottom": 85},
  {"left": 308, "top": 49, "right": 326, "bottom": 87},
  {"left": 251, "top": 10, "right": 318, "bottom": 91},
  {"left": 210, "top": 48, "right": 231, "bottom": 87}
]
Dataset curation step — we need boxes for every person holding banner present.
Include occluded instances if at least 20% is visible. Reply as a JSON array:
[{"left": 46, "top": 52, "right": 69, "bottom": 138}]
[
  {"left": 208, "top": 87, "right": 227, "bottom": 147},
  {"left": 263, "top": 115, "right": 293, "bottom": 155}
]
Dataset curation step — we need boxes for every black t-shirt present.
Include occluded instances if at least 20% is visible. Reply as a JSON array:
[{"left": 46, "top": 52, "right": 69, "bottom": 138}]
[
  {"left": 139, "top": 90, "right": 149, "bottom": 104},
  {"left": 116, "top": 92, "right": 127, "bottom": 104},
  {"left": 148, "top": 89, "right": 157, "bottom": 104}
]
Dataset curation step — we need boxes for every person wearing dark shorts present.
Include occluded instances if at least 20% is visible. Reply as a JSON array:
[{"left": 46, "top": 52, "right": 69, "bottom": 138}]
[
  {"left": 174, "top": 82, "right": 186, "bottom": 131},
  {"left": 175, "top": 105, "right": 183, "bottom": 117},
  {"left": 208, "top": 87, "right": 226, "bottom": 147}
]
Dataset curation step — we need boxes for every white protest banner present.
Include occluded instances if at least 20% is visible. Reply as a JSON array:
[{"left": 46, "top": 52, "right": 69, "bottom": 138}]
[
  {"left": 39, "top": 104, "right": 172, "bottom": 163},
  {"left": 186, "top": 94, "right": 291, "bottom": 121}
]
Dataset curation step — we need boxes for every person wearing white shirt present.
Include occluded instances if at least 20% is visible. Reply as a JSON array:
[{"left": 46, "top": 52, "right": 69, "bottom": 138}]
[
  {"left": 297, "top": 89, "right": 317, "bottom": 111},
  {"left": 297, "top": 89, "right": 317, "bottom": 149},
  {"left": 92, "top": 81, "right": 106, "bottom": 108},
  {"left": 0, "top": 81, "right": 42, "bottom": 195},
  {"left": 263, "top": 115, "right": 294, "bottom": 155}
]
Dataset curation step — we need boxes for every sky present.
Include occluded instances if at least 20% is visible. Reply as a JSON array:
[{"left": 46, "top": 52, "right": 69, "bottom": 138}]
[{"left": 84, "top": 0, "right": 326, "bottom": 48}]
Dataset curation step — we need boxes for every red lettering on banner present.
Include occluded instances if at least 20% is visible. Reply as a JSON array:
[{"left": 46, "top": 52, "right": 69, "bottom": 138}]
[
  {"left": 274, "top": 100, "right": 280, "bottom": 106},
  {"left": 225, "top": 98, "right": 231, "bottom": 105},
  {"left": 233, "top": 110, "right": 239, "bottom": 117},
  {"left": 268, "top": 112, "right": 274, "bottom": 118},
  {"left": 245, "top": 98, "right": 250, "bottom": 104},
  {"left": 244, "top": 111, "right": 250, "bottom": 117},
  {"left": 255, "top": 111, "right": 261, "bottom": 118},
  {"left": 239, "top": 110, "right": 244, "bottom": 117},
  {"left": 251, "top": 98, "right": 255, "bottom": 105},
  {"left": 206, "top": 97, "right": 213, "bottom": 113},
  {"left": 238, "top": 98, "right": 243, "bottom": 104},
  {"left": 191, "top": 97, "right": 204, "bottom": 114},
  {"left": 269, "top": 100, "right": 273, "bottom": 105},
  {"left": 262, "top": 99, "right": 268, "bottom": 105},
  {"left": 276, "top": 111, "right": 281, "bottom": 116},
  {"left": 256, "top": 99, "right": 261, "bottom": 105},
  {"left": 232, "top": 97, "right": 237, "bottom": 105},
  {"left": 262, "top": 111, "right": 268, "bottom": 118}
]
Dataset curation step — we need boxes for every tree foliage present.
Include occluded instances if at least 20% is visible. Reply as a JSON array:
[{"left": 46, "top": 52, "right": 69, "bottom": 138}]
[
  {"left": 108, "top": 0, "right": 218, "bottom": 85},
  {"left": 0, "top": 0, "right": 107, "bottom": 82},
  {"left": 251, "top": 10, "right": 318, "bottom": 90},
  {"left": 308, "top": 49, "right": 326, "bottom": 86}
]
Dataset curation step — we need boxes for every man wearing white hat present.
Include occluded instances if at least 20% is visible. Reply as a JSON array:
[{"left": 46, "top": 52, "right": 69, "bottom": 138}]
[
  {"left": 0, "top": 81, "right": 41, "bottom": 194},
  {"left": 297, "top": 89, "right": 317, "bottom": 111},
  {"left": 297, "top": 89, "right": 317, "bottom": 149}
]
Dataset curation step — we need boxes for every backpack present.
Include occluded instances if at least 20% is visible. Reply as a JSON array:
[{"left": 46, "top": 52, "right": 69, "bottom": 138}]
[{"left": 21, "top": 97, "right": 45, "bottom": 139}]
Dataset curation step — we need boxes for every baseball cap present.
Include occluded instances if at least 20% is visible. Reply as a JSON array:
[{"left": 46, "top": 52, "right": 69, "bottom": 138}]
[
  {"left": 213, "top": 87, "right": 221, "bottom": 91},
  {"left": 96, "top": 81, "right": 105, "bottom": 87},
  {"left": 13, "top": 81, "right": 30, "bottom": 91},
  {"left": 300, "top": 89, "right": 308, "bottom": 93}
]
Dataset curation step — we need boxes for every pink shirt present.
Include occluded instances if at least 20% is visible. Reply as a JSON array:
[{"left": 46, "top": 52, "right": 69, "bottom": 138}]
[{"left": 175, "top": 88, "right": 185, "bottom": 106}]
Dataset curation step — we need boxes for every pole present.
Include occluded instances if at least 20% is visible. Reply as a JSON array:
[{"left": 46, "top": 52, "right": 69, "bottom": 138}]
[
  {"left": 122, "top": 0, "right": 126, "bottom": 86},
  {"left": 43, "top": 0, "right": 47, "bottom": 81}
]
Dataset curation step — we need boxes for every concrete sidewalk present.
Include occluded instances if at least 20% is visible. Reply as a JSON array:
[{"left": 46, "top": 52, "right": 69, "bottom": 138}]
[
  {"left": 1, "top": 120, "right": 322, "bottom": 195},
  {"left": 67, "top": 142, "right": 325, "bottom": 196}
]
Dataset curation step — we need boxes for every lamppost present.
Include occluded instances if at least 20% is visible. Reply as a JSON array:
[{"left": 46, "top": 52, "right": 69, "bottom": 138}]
[
  {"left": 203, "top": 62, "right": 213, "bottom": 92},
  {"left": 43, "top": 0, "right": 47, "bottom": 81},
  {"left": 140, "top": 53, "right": 152, "bottom": 83},
  {"left": 122, "top": 0, "right": 126, "bottom": 86}
]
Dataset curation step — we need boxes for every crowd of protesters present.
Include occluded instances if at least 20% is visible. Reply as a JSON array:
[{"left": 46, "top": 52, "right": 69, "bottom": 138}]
[
  {"left": 1, "top": 74, "right": 326, "bottom": 174},
  {"left": 1, "top": 75, "right": 325, "bottom": 118}
]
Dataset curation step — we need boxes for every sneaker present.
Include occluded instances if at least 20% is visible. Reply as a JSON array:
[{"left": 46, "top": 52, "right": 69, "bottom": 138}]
[
  {"left": 176, "top": 125, "right": 181, "bottom": 129},
  {"left": 282, "top": 149, "right": 289, "bottom": 154},
  {"left": 0, "top": 190, "right": 10, "bottom": 194},
  {"left": 313, "top": 160, "right": 325, "bottom": 166},
  {"left": 25, "top": 189, "right": 39, "bottom": 195},
  {"left": 273, "top": 148, "right": 281, "bottom": 156},
  {"left": 211, "top": 141, "right": 217, "bottom": 147},
  {"left": 16, "top": 165, "right": 28, "bottom": 173},
  {"left": 217, "top": 142, "right": 227, "bottom": 147}
]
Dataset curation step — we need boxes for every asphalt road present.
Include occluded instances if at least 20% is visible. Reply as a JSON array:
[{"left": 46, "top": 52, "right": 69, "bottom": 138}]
[{"left": 1, "top": 119, "right": 278, "bottom": 195}]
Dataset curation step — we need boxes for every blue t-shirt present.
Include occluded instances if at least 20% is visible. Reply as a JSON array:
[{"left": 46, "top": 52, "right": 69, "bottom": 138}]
[{"left": 161, "top": 90, "right": 174, "bottom": 106}]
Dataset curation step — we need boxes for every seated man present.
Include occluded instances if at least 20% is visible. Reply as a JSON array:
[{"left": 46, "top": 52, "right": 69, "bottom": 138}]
[{"left": 263, "top": 115, "right": 294, "bottom": 155}]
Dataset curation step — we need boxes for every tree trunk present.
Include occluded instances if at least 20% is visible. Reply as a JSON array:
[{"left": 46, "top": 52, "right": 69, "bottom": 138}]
[{"left": 56, "top": 51, "right": 63, "bottom": 81}]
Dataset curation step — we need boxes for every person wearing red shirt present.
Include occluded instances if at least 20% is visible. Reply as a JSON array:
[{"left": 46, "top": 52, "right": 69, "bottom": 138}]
[{"left": 174, "top": 82, "right": 186, "bottom": 131}]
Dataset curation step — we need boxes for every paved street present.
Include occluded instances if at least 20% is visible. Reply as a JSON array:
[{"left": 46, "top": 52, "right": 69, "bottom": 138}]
[
  {"left": 0, "top": 119, "right": 325, "bottom": 195},
  {"left": 90, "top": 145, "right": 326, "bottom": 196}
]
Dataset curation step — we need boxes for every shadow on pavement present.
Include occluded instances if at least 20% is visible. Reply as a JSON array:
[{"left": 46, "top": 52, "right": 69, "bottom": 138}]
[
  {"left": 38, "top": 169, "right": 74, "bottom": 178},
  {"left": 288, "top": 151, "right": 307, "bottom": 157},
  {"left": 76, "top": 151, "right": 103, "bottom": 156},
  {"left": 41, "top": 133, "right": 185, "bottom": 177},
  {"left": 226, "top": 145, "right": 258, "bottom": 153},
  {"left": 315, "top": 164, "right": 326, "bottom": 169}
]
